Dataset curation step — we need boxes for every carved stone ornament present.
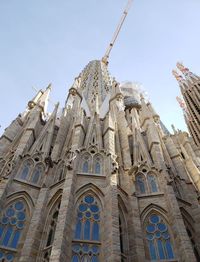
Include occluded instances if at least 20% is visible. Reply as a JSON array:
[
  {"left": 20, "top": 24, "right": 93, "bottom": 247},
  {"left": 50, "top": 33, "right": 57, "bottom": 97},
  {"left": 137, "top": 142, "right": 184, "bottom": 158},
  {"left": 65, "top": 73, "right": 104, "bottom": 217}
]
[
  {"left": 116, "top": 99, "right": 125, "bottom": 112},
  {"left": 65, "top": 151, "right": 77, "bottom": 170},
  {"left": 69, "top": 87, "right": 77, "bottom": 96},
  {"left": 111, "top": 154, "right": 119, "bottom": 174}
]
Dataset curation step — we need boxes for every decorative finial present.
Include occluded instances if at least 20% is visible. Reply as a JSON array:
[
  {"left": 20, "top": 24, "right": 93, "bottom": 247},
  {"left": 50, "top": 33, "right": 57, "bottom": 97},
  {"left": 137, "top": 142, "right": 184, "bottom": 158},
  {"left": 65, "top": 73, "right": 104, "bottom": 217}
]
[
  {"left": 176, "top": 96, "right": 192, "bottom": 122},
  {"left": 176, "top": 62, "right": 189, "bottom": 74},
  {"left": 171, "top": 124, "right": 177, "bottom": 134},
  {"left": 172, "top": 69, "right": 184, "bottom": 83},
  {"left": 46, "top": 83, "right": 52, "bottom": 90},
  {"left": 176, "top": 62, "right": 198, "bottom": 81},
  {"left": 140, "top": 93, "right": 145, "bottom": 101},
  {"left": 176, "top": 96, "right": 186, "bottom": 109}
]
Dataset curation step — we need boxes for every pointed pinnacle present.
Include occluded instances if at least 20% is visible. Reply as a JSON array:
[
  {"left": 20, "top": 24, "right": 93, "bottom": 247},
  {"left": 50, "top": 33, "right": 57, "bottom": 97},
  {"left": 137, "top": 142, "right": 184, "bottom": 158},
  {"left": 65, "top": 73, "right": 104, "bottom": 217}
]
[{"left": 46, "top": 83, "right": 52, "bottom": 90}]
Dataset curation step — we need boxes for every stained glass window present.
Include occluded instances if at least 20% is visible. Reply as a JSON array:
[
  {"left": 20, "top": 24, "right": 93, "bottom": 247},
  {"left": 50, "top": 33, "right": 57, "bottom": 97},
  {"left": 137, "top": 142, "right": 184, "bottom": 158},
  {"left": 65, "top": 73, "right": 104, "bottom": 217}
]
[
  {"left": 95, "top": 162, "right": 100, "bottom": 174},
  {"left": 0, "top": 200, "right": 26, "bottom": 261},
  {"left": 148, "top": 175, "right": 158, "bottom": 193},
  {"left": 31, "top": 165, "right": 43, "bottom": 184},
  {"left": 42, "top": 199, "right": 61, "bottom": 261},
  {"left": 145, "top": 214, "right": 174, "bottom": 261},
  {"left": 83, "top": 162, "right": 89, "bottom": 173},
  {"left": 72, "top": 195, "right": 100, "bottom": 261},
  {"left": 20, "top": 161, "right": 32, "bottom": 180},
  {"left": 19, "top": 160, "right": 43, "bottom": 185},
  {"left": 54, "top": 164, "right": 65, "bottom": 183},
  {"left": 136, "top": 174, "right": 146, "bottom": 194},
  {"left": 136, "top": 172, "right": 158, "bottom": 195}
]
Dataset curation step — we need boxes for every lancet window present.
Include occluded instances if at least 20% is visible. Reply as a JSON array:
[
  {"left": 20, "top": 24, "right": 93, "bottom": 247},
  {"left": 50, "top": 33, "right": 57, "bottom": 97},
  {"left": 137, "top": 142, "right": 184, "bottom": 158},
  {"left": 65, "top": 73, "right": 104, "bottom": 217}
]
[
  {"left": 145, "top": 213, "right": 174, "bottom": 261},
  {"left": 81, "top": 154, "right": 91, "bottom": 173},
  {"left": 20, "top": 160, "right": 33, "bottom": 180},
  {"left": 136, "top": 171, "right": 158, "bottom": 194},
  {"left": 0, "top": 200, "right": 27, "bottom": 261},
  {"left": 42, "top": 199, "right": 61, "bottom": 262},
  {"left": 80, "top": 153, "right": 103, "bottom": 175},
  {"left": 54, "top": 163, "right": 65, "bottom": 183},
  {"left": 31, "top": 164, "right": 43, "bottom": 184},
  {"left": 181, "top": 210, "right": 200, "bottom": 261},
  {"left": 18, "top": 159, "right": 44, "bottom": 185},
  {"left": 119, "top": 207, "right": 129, "bottom": 262},
  {"left": 93, "top": 155, "right": 102, "bottom": 175},
  {"left": 71, "top": 194, "right": 101, "bottom": 262}
]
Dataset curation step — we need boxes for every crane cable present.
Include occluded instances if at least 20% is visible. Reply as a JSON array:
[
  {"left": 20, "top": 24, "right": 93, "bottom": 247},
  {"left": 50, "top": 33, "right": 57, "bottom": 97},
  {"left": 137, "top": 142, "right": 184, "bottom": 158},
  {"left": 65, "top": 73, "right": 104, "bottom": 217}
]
[{"left": 102, "top": 0, "right": 133, "bottom": 64}]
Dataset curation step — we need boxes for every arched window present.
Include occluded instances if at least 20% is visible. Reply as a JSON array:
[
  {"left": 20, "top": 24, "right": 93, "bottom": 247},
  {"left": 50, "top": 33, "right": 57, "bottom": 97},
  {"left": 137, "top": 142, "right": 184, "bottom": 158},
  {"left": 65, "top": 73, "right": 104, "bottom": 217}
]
[
  {"left": 81, "top": 153, "right": 91, "bottom": 174},
  {"left": 136, "top": 172, "right": 158, "bottom": 195},
  {"left": 54, "top": 162, "right": 65, "bottom": 183},
  {"left": 93, "top": 155, "right": 103, "bottom": 175},
  {"left": 136, "top": 174, "right": 146, "bottom": 194},
  {"left": 71, "top": 195, "right": 100, "bottom": 261},
  {"left": 119, "top": 207, "right": 129, "bottom": 262},
  {"left": 20, "top": 160, "right": 33, "bottom": 180},
  {"left": 95, "top": 162, "right": 100, "bottom": 174},
  {"left": 83, "top": 161, "right": 89, "bottom": 173},
  {"left": 145, "top": 213, "right": 174, "bottom": 261},
  {"left": 181, "top": 210, "right": 200, "bottom": 261},
  {"left": 147, "top": 175, "right": 158, "bottom": 193},
  {"left": 31, "top": 164, "right": 43, "bottom": 184},
  {"left": 18, "top": 160, "right": 43, "bottom": 185},
  {"left": 42, "top": 199, "right": 61, "bottom": 261},
  {"left": 0, "top": 200, "right": 27, "bottom": 261}
]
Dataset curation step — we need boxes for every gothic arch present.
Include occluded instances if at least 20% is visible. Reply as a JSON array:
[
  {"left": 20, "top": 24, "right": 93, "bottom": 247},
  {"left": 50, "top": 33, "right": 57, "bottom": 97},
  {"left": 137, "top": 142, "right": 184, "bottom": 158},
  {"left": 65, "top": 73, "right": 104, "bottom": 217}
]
[
  {"left": 75, "top": 183, "right": 104, "bottom": 207},
  {"left": 31, "top": 162, "right": 45, "bottom": 184},
  {"left": 32, "top": 153, "right": 43, "bottom": 162},
  {"left": 135, "top": 169, "right": 159, "bottom": 195},
  {"left": 47, "top": 189, "right": 63, "bottom": 209},
  {"left": 140, "top": 203, "right": 168, "bottom": 223},
  {"left": 54, "top": 160, "right": 65, "bottom": 183},
  {"left": 0, "top": 192, "right": 33, "bottom": 260},
  {"left": 6, "top": 191, "right": 35, "bottom": 214},
  {"left": 40, "top": 193, "right": 62, "bottom": 261},
  {"left": 141, "top": 205, "right": 175, "bottom": 261},
  {"left": 71, "top": 189, "right": 102, "bottom": 262},
  {"left": 180, "top": 207, "right": 200, "bottom": 261},
  {"left": 180, "top": 207, "right": 195, "bottom": 225},
  {"left": 17, "top": 157, "right": 46, "bottom": 186},
  {"left": 79, "top": 152, "right": 92, "bottom": 173},
  {"left": 17, "top": 158, "right": 34, "bottom": 179},
  {"left": 118, "top": 196, "right": 129, "bottom": 261},
  {"left": 118, "top": 194, "right": 128, "bottom": 214},
  {"left": 93, "top": 153, "right": 104, "bottom": 174}
]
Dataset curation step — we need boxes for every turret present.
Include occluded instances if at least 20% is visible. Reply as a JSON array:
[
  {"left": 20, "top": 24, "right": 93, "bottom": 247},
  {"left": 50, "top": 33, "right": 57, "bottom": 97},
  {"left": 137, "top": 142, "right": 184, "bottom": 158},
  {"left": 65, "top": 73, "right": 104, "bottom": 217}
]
[
  {"left": 173, "top": 63, "right": 200, "bottom": 147},
  {"left": 13, "top": 84, "right": 52, "bottom": 159}
]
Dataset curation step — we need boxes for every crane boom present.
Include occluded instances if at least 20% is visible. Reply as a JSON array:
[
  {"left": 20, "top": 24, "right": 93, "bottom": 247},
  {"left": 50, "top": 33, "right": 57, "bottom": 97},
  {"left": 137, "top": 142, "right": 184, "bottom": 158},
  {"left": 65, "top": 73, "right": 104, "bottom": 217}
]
[{"left": 102, "top": 0, "right": 133, "bottom": 64}]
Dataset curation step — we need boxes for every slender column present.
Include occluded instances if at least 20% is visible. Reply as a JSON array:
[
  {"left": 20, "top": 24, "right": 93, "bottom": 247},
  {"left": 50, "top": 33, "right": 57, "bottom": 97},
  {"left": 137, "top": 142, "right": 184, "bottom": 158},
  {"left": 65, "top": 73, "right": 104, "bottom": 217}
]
[
  {"left": 49, "top": 170, "right": 76, "bottom": 261},
  {"left": 19, "top": 188, "right": 49, "bottom": 262},
  {"left": 128, "top": 194, "right": 145, "bottom": 261},
  {"left": 104, "top": 171, "right": 121, "bottom": 262},
  {"left": 162, "top": 170, "right": 197, "bottom": 262},
  {"left": 117, "top": 111, "right": 131, "bottom": 169}
]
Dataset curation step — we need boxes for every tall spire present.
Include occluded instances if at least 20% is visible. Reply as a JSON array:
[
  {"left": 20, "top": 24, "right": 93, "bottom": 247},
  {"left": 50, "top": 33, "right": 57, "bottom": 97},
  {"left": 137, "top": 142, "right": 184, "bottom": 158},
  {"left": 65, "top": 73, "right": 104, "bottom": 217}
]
[
  {"left": 102, "top": 0, "right": 133, "bottom": 64},
  {"left": 173, "top": 63, "right": 200, "bottom": 147},
  {"left": 176, "top": 62, "right": 199, "bottom": 82},
  {"left": 37, "top": 83, "right": 52, "bottom": 116}
]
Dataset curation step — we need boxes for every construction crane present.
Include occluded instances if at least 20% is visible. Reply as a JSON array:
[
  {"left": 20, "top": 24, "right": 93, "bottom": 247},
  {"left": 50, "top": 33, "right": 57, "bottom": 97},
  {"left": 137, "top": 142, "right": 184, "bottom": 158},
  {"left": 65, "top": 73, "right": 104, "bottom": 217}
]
[{"left": 102, "top": 0, "right": 133, "bottom": 64}]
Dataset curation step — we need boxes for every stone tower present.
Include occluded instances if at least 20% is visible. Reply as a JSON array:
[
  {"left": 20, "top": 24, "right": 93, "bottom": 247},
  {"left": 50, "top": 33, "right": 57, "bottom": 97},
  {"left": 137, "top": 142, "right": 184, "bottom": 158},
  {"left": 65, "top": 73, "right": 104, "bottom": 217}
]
[
  {"left": 0, "top": 58, "right": 200, "bottom": 262},
  {"left": 173, "top": 63, "right": 200, "bottom": 147}
]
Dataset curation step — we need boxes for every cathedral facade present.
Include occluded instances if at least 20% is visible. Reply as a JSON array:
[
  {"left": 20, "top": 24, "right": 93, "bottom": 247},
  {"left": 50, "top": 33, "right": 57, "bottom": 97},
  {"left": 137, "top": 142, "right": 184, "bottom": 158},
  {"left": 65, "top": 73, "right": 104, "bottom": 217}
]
[{"left": 0, "top": 59, "right": 200, "bottom": 262}]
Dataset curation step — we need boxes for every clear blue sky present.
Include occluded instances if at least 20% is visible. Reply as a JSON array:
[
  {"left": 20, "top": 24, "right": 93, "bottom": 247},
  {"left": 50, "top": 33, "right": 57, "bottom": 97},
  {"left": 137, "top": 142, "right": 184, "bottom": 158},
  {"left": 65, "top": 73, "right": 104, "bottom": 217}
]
[{"left": 0, "top": 0, "right": 200, "bottom": 135}]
